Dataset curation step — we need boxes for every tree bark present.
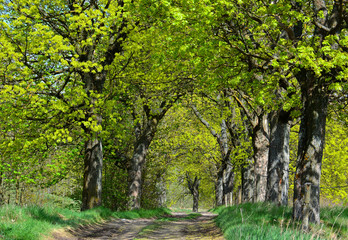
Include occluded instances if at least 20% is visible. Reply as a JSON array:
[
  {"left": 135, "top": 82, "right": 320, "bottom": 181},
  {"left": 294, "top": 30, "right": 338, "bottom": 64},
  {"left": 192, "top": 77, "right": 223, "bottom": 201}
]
[
  {"left": 215, "top": 166, "right": 224, "bottom": 206},
  {"left": 223, "top": 163, "right": 234, "bottom": 206},
  {"left": 192, "top": 188, "right": 199, "bottom": 212},
  {"left": 266, "top": 110, "right": 290, "bottom": 205},
  {"left": 128, "top": 118, "right": 158, "bottom": 209},
  {"left": 186, "top": 173, "right": 200, "bottom": 212},
  {"left": 220, "top": 119, "right": 234, "bottom": 206},
  {"left": 291, "top": 0, "right": 344, "bottom": 224},
  {"left": 214, "top": 160, "right": 233, "bottom": 207},
  {"left": 81, "top": 136, "right": 103, "bottom": 210},
  {"left": 0, "top": 172, "right": 3, "bottom": 205},
  {"left": 242, "top": 158, "right": 254, "bottom": 202},
  {"left": 157, "top": 177, "right": 167, "bottom": 208},
  {"left": 252, "top": 113, "right": 270, "bottom": 202},
  {"left": 233, "top": 95, "right": 269, "bottom": 202},
  {"left": 237, "top": 186, "right": 242, "bottom": 204},
  {"left": 293, "top": 72, "right": 328, "bottom": 224},
  {"left": 81, "top": 71, "right": 105, "bottom": 210},
  {"left": 128, "top": 95, "right": 179, "bottom": 209}
]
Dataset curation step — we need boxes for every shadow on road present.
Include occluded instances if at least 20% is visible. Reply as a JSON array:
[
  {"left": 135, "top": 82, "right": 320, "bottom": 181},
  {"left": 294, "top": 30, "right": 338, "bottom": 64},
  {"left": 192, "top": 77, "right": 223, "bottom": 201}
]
[{"left": 50, "top": 212, "right": 224, "bottom": 240}]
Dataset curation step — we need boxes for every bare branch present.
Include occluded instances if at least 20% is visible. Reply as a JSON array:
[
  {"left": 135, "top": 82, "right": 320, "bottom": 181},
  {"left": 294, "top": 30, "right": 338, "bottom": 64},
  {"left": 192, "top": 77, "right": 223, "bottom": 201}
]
[{"left": 191, "top": 104, "right": 221, "bottom": 142}]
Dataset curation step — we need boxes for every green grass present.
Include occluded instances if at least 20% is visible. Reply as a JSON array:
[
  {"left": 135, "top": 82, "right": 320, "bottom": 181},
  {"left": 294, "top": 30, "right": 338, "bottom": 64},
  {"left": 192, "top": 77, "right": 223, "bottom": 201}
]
[
  {"left": 0, "top": 204, "right": 171, "bottom": 240},
  {"left": 213, "top": 202, "right": 348, "bottom": 240},
  {"left": 2, "top": 201, "right": 345, "bottom": 240}
]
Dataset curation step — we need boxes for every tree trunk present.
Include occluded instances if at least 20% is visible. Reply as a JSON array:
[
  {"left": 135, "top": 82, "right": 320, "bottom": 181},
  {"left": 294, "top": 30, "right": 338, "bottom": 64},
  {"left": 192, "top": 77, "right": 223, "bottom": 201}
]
[
  {"left": 0, "top": 172, "right": 3, "bottom": 205},
  {"left": 252, "top": 114, "right": 270, "bottom": 202},
  {"left": 237, "top": 186, "right": 242, "bottom": 204},
  {"left": 15, "top": 176, "right": 20, "bottom": 205},
  {"left": 234, "top": 98, "right": 269, "bottom": 203},
  {"left": 242, "top": 158, "right": 254, "bottom": 202},
  {"left": 128, "top": 119, "right": 157, "bottom": 209},
  {"left": 186, "top": 173, "right": 200, "bottom": 212},
  {"left": 229, "top": 192, "right": 233, "bottom": 206},
  {"left": 293, "top": 72, "right": 328, "bottom": 224},
  {"left": 193, "top": 188, "right": 199, "bottom": 212},
  {"left": 223, "top": 163, "right": 234, "bottom": 206},
  {"left": 81, "top": 136, "right": 103, "bottom": 210},
  {"left": 266, "top": 110, "right": 290, "bottom": 205},
  {"left": 220, "top": 119, "right": 234, "bottom": 206},
  {"left": 128, "top": 141, "right": 148, "bottom": 209},
  {"left": 157, "top": 177, "right": 167, "bottom": 208},
  {"left": 81, "top": 71, "right": 105, "bottom": 211},
  {"left": 215, "top": 166, "right": 224, "bottom": 206}
]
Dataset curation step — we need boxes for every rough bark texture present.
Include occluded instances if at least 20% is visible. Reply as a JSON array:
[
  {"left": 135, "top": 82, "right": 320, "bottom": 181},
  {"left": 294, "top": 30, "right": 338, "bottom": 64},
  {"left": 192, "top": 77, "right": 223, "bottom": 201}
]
[
  {"left": 242, "top": 158, "right": 254, "bottom": 202},
  {"left": 290, "top": 0, "right": 345, "bottom": 225},
  {"left": 293, "top": 72, "right": 328, "bottom": 224},
  {"left": 128, "top": 95, "right": 179, "bottom": 210},
  {"left": 192, "top": 189, "right": 199, "bottom": 213},
  {"left": 82, "top": 137, "right": 103, "bottom": 210},
  {"left": 252, "top": 113, "right": 270, "bottom": 202},
  {"left": 266, "top": 110, "right": 290, "bottom": 205},
  {"left": 78, "top": 2, "right": 125, "bottom": 209},
  {"left": 128, "top": 141, "right": 147, "bottom": 210},
  {"left": 157, "top": 178, "right": 167, "bottom": 208},
  {"left": 223, "top": 163, "right": 234, "bottom": 206},
  {"left": 81, "top": 71, "right": 105, "bottom": 211},
  {"left": 220, "top": 119, "right": 234, "bottom": 206},
  {"left": 216, "top": 162, "right": 234, "bottom": 206},
  {"left": 128, "top": 118, "right": 157, "bottom": 210},
  {"left": 233, "top": 96, "right": 269, "bottom": 203},
  {"left": 215, "top": 167, "right": 224, "bottom": 206},
  {"left": 237, "top": 186, "right": 242, "bottom": 204},
  {"left": 186, "top": 173, "right": 200, "bottom": 212}
]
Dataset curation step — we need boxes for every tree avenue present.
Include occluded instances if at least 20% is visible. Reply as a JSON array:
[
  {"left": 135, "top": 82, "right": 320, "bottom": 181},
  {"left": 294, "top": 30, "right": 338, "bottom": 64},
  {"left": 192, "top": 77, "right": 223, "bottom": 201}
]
[
  {"left": 182, "top": 0, "right": 347, "bottom": 223},
  {"left": 0, "top": 0, "right": 347, "bottom": 230}
]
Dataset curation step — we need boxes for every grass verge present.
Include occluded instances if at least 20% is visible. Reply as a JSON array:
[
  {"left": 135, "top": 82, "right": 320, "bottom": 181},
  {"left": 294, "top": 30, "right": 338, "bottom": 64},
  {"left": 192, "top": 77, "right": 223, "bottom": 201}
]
[
  {"left": 0, "top": 204, "right": 171, "bottom": 240},
  {"left": 213, "top": 202, "right": 347, "bottom": 240}
]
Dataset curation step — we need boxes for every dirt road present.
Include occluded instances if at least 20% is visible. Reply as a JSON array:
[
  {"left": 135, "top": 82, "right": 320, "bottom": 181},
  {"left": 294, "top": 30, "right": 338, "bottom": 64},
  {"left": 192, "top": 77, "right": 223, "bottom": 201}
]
[{"left": 50, "top": 212, "right": 224, "bottom": 240}]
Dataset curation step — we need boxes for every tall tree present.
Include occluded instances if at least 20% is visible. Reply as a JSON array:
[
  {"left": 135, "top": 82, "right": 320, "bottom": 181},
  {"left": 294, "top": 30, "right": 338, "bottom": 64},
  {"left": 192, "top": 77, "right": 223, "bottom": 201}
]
[
  {"left": 190, "top": 93, "right": 238, "bottom": 206},
  {"left": 290, "top": 0, "right": 347, "bottom": 224},
  {"left": 191, "top": 104, "right": 230, "bottom": 206},
  {"left": 232, "top": 92, "right": 270, "bottom": 202},
  {"left": 128, "top": 95, "right": 180, "bottom": 209},
  {"left": 266, "top": 109, "right": 291, "bottom": 205},
  {"left": 186, "top": 172, "right": 200, "bottom": 212},
  {"left": 0, "top": 0, "right": 132, "bottom": 210},
  {"left": 117, "top": 30, "right": 191, "bottom": 209}
]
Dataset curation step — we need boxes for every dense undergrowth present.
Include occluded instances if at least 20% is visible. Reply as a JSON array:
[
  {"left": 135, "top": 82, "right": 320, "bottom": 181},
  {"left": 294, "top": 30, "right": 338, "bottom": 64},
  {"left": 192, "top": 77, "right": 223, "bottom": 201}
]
[
  {"left": 0, "top": 202, "right": 171, "bottom": 240},
  {"left": 214, "top": 202, "right": 348, "bottom": 240}
]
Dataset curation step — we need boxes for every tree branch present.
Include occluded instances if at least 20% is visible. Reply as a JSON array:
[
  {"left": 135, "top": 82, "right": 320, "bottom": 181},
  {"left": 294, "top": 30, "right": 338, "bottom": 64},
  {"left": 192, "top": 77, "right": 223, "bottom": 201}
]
[{"left": 191, "top": 104, "right": 221, "bottom": 143}]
